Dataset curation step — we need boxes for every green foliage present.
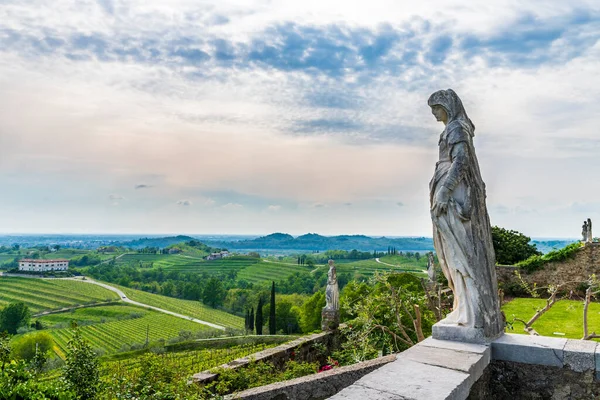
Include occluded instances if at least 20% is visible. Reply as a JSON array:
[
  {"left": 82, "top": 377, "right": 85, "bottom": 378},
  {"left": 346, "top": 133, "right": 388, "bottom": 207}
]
[
  {"left": 206, "top": 359, "right": 319, "bottom": 396},
  {"left": 1, "top": 359, "right": 75, "bottom": 400},
  {"left": 1, "top": 302, "right": 31, "bottom": 334},
  {"left": 517, "top": 242, "right": 583, "bottom": 273},
  {"left": 255, "top": 297, "right": 264, "bottom": 335},
  {"left": 338, "top": 273, "right": 433, "bottom": 363},
  {"left": 491, "top": 226, "right": 542, "bottom": 265},
  {"left": 269, "top": 282, "right": 276, "bottom": 335},
  {"left": 274, "top": 300, "right": 301, "bottom": 334},
  {"left": 299, "top": 292, "right": 325, "bottom": 333},
  {"left": 11, "top": 331, "right": 54, "bottom": 362},
  {"left": 63, "top": 327, "right": 99, "bottom": 400},
  {"left": 202, "top": 276, "right": 226, "bottom": 308}
]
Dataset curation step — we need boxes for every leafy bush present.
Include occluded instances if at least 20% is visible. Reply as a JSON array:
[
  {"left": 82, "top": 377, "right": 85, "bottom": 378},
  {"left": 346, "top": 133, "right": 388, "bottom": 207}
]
[
  {"left": 517, "top": 242, "right": 583, "bottom": 273},
  {"left": 206, "top": 359, "right": 319, "bottom": 396},
  {"left": 11, "top": 331, "right": 54, "bottom": 362},
  {"left": 492, "top": 226, "right": 541, "bottom": 265}
]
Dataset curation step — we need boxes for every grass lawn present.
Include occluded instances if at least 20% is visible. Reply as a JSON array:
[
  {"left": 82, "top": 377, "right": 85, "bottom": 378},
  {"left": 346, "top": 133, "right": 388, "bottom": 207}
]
[{"left": 502, "top": 297, "right": 600, "bottom": 340}]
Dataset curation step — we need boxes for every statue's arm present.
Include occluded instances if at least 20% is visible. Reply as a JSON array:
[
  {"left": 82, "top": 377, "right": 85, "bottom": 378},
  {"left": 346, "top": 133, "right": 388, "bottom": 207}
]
[{"left": 443, "top": 142, "right": 469, "bottom": 191}]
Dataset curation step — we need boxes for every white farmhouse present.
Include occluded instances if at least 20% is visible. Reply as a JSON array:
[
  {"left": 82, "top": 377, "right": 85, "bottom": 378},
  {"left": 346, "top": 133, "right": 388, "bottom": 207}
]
[{"left": 18, "top": 259, "right": 69, "bottom": 272}]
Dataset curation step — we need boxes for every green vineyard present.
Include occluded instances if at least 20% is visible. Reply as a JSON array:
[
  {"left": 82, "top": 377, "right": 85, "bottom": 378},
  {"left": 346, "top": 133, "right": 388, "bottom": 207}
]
[
  {"left": 45, "top": 309, "right": 218, "bottom": 356},
  {"left": 102, "top": 342, "right": 278, "bottom": 377},
  {"left": 334, "top": 257, "right": 427, "bottom": 278},
  {"left": 117, "top": 285, "right": 245, "bottom": 329},
  {"left": 0, "top": 277, "right": 119, "bottom": 313},
  {"left": 236, "top": 261, "right": 313, "bottom": 283}
]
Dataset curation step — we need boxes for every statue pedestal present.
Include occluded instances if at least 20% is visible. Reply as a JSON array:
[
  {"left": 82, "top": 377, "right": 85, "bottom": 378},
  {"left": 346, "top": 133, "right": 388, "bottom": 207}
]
[
  {"left": 321, "top": 309, "right": 340, "bottom": 331},
  {"left": 432, "top": 323, "right": 503, "bottom": 344}
]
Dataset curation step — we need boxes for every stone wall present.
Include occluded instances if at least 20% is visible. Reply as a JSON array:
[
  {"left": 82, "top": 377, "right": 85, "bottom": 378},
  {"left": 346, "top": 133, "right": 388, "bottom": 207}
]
[
  {"left": 469, "top": 333, "right": 600, "bottom": 400},
  {"left": 497, "top": 243, "right": 600, "bottom": 294},
  {"left": 469, "top": 360, "right": 600, "bottom": 400},
  {"left": 192, "top": 330, "right": 340, "bottom": 384},
  {"left": 223, "top": 355, "right": 395, "bottom": 400}
]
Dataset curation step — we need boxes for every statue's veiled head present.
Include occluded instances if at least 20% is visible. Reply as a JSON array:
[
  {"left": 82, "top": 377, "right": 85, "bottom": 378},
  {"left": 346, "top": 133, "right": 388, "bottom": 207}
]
[{"left": 428, "top": 89, "right": 475, "bottom": 134}]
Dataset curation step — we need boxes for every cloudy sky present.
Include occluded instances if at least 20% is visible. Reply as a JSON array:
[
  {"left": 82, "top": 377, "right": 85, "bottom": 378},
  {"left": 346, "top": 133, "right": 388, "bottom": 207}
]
[{"left": 1, "top": 0, "right": 599, "bottom": 237}]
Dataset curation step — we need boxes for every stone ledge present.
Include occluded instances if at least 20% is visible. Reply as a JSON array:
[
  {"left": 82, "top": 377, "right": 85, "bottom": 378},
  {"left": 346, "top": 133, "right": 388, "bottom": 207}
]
[
  {"left": 330, "top": 338, "right": 491, "bottom": 400},
  {"left": 564, "top": 338, "right": 597, "bottom": 372},
  {"left": 192, "top": 330, "right": 337, "bottom": 383},
  {"left": 492, "top": 333, "right": 566, "bottom": 367},
  {"left": 223, "top": 355, "right": 396, "bottom": 400}
]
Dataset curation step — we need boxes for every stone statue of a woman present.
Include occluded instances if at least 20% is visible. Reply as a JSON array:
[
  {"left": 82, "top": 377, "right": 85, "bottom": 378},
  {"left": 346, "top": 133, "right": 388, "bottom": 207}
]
[
  {"left": 428, "top": 89, "right": 503, "bottom": 342},
  {"left": 324, "top": 260, "right": 339, "bottom": 310}
]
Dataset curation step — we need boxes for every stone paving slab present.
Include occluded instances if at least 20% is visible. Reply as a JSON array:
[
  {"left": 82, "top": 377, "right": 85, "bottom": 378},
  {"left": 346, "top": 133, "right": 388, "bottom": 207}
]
[
  {"left": 492, "top": 333, "right": 566, "bottom": 367},
  {"left": 329, "top": 337, "right": 491, "bottom": 400},
  {"left": 328, "top": 384, "right": 408, "bottom": 399},
  {"left": 331, "top": 358, "right": 472, "bottom": 400},
  {"left": 401, "top": 344, "right": 489, "bottom": 376},
  {"left": 419, "top": 337, "right": 489, "bottom": 355},
  {"left": 564, "top": 339, "right": 597, "bottom": 372}
]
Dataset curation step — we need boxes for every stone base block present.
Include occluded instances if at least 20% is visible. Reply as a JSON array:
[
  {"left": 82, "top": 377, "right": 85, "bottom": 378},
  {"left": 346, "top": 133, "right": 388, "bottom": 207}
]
[
  {"left": 432, "top": 323, "right": 501, "bottom": 344},
  {"left": 321, "top": 309, "right": 340, "bottom": 331}
]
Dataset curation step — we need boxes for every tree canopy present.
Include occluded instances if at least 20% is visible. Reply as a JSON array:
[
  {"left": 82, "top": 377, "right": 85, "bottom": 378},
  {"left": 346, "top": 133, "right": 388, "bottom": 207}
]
[
  {"left": 0, "top": 302, "right": 31, "bottom": 334},
  {"left": 491, "top": 226, "right": 542, "bottom": 265}
]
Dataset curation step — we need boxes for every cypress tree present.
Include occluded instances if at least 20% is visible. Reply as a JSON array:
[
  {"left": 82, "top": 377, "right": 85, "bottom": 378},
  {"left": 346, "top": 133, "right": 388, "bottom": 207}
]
[
  {"left": 269, "top": 282, "right": 276, "bottom": 335},
  {"left": 249, "top": 308, "right": 255, "bottom": 332},
  {"left": 255, "top": 299, "right": 263, "bottom": 335}
]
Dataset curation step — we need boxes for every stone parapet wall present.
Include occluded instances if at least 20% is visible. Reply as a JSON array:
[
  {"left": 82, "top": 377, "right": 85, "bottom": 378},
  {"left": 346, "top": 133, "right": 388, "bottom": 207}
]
[
  {"left": 497, "top": 243, "right": 600, "bottom": 294},
  {"left": 224, "top": 355, "right": 396, "bottom": 400},
  {"left": 192, "top": 330, "right": 340, "bottom": 384}
]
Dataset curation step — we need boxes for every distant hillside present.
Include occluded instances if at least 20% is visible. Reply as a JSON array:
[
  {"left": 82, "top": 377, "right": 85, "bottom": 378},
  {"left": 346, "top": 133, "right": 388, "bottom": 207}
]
[
  {"left": 203, "top": 233, "right": 435, "bottom": 252},
  {"left": 120, "top": 235, "right": 196, "bottom": 249}
]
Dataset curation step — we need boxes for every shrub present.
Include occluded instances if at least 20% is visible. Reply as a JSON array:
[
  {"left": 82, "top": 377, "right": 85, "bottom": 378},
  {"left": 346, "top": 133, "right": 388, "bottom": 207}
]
[
  {"left": 11, "top": 331, "right": 54, "bottom": 362},
  {"left": 517, "top": 242, "right": 582, "bottom": 273}
]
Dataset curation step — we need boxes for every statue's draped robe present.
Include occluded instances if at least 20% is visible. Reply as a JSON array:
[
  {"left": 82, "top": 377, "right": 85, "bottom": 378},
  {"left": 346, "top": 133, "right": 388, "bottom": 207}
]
[
  {"left": 430, "top": 119, "right": 503, "bottom": 338},
  {"left": 325, "top": 266, "right": 339, "bottom": 311}
]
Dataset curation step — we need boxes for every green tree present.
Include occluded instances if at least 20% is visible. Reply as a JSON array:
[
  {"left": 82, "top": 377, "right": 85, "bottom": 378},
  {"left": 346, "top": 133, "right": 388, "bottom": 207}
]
[
  {"left": 249, "top": 308, "right": 255, "bottom": 332},
  {"left": 11, "top": 331, "right": 54, "bottom": 362},
  {"left": 275, "top": 300, "right": 300, "bottom": 334},
  {"left": 0, "top": 332, "right": 10, "bottom": 372},
  {"left": 492, "top": 226, "right": 542, "bottom": 265},
  {"left": 63, "top": 326, "right": 99, "bottom": 400},
  {"left": 299, "top": 292, "right": 326, "bottom": 333},
  {"left": 0, "top": 302, "right": 31, "bottom": 334},
  {"left": 269, "top": 282, "right": 276, "bottom": 335},
  {"left": 202, "top": 277, "right": 226, "bottom": 308},
  {"left": 255, "top": 298, "right": 263, "bottom": 335}
]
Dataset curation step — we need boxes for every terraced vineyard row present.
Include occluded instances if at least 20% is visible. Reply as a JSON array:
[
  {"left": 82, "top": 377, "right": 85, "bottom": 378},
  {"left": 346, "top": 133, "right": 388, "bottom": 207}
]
[
  {"left": 47, "top": 310, "right": 218, "bottom": 355},
  {"left": 116, "top": 285, "right": 244, "bottom": 329},
  {"left": 0, "top": 277, "right": 119, "bottom": 313},
  {"left": 236, "top": 261, "right": 313, "bottom": 283},
  {"left": 335, "top": 258, "right": 427, "bottom": 278},
  {"left": 103, "top": 342, "right": 279, "bottom": 376}
]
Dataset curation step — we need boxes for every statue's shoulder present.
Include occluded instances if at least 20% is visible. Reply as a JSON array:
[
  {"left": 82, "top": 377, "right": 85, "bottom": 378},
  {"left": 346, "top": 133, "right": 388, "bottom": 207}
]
[{"left": 446, "top": 121, "right": 469, "bottom": 145}]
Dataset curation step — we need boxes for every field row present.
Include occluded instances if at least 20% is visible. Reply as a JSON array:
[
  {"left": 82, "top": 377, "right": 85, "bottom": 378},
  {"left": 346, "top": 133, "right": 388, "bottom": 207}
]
[
  {"left": 46, "top": 310, "right": 217, "bottom": 355},
  {"left": 117, "top": 285, "right": 245, "bottom": 329},
  {"left": 104, "top": 342, "right": 278, "bottom": 375},
  {"left": 0, "top": 277, "right": 119, "bottom": 313}
]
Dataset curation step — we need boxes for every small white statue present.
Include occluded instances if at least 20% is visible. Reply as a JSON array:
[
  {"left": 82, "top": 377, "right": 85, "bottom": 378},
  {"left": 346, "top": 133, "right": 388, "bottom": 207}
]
[
  {"left": 427, "top": 252, "right": 436, "bottom": 283},
  {"left": 324, "top": 260, "right": 339, "bottom": 311}
]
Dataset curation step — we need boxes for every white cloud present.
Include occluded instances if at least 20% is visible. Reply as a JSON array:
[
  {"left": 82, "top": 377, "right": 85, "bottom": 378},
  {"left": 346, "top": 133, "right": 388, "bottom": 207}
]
[
  {"left": 267, "top": 205, "right": 281, "bottom": 211},
  {"left": 221, "top": 203, "right": 243, "bottom": 210},
  {"left": 176, "top": 200, "right": 192, "bottom": 206},
  {"left": 0, "top": 1, "right": 598, "bottom": 236}
]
